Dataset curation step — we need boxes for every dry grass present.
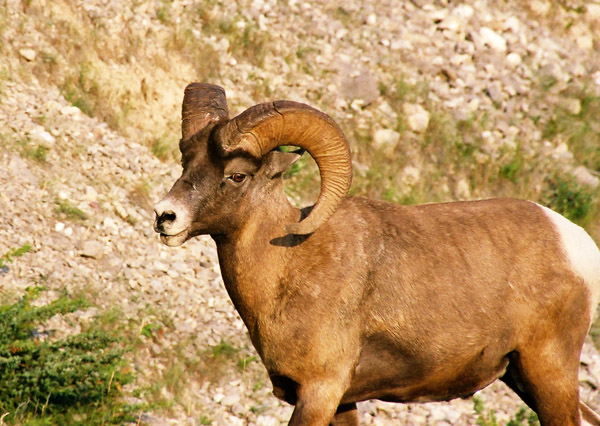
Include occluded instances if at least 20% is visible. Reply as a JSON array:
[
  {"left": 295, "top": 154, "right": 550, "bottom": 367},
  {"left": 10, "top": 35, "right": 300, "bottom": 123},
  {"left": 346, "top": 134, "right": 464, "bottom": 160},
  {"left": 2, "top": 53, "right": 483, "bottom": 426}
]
[{"left": 14, "top": 1, "right": 198, "bottom": 160}]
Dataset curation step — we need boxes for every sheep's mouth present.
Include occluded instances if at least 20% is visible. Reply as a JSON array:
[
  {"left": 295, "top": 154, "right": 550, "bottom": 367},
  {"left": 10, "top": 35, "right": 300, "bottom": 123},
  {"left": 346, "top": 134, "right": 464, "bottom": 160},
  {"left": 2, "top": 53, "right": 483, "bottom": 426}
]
[{"left": 159, "top": 229, "right": 189, "bottom": 247}]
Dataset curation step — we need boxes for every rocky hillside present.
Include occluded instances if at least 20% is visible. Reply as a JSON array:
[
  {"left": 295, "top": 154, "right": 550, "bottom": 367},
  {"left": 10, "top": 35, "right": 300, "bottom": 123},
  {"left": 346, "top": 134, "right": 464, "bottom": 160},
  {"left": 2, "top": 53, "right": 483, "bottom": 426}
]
[{"left": 1, "top": 0, "right": 599, "bottom": 424}]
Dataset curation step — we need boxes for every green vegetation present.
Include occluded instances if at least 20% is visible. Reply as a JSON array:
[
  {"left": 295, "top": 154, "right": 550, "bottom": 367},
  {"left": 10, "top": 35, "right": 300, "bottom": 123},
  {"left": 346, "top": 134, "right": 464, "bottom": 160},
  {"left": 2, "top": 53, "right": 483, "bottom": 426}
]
[
  {"left": 140, "top": 322, "right": 162, "bottom": 339},
  {"left": 133, "top": 335, "right": 263, "bottom": 414},
  {"left": 474, "top": 396, "right": 539, "bottom": 426},
  {"left": 543, "top": 86, "right": 600, "bottom": 172},
  {"left": 61, "top": 62, "right": 98, "bottom": 118},
  {"left": 16, "top": 136, "right": 49, "bottom": 163},
  {"left": 534, "top": 78, "right": 600, "bottom": 238},
  {"left": 543, "top": 176, "right": 594, "bottom": 224},
  {"left": 156, "top": 2, "right": 171, "bottom": 23},
  {"left": 55, "top": 199, "right": 88, "bottom": 222},
  {"left": 0, "top": 246, "right": 141, "bottom": 424},
  {"left": 151, "top": 135, "right": 176, "bottom": 161},
  {"left": 194, "top": 9, "right": 270, "bottom": 68},
  {"left": 198, "top": 415, "right": 212, "bottom": 425},
  {"left": 0, "top": 286, "right": 137, "bottom": 425},
  {"left": 0, "top": 243, "right": 31, "bottom": 269}
]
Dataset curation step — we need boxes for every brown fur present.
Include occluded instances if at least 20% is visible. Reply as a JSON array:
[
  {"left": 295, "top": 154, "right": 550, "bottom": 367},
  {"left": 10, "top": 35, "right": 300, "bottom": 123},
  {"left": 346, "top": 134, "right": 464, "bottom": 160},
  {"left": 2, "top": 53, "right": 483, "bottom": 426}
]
[{"left": 155, "top": 120, "right": 600, "bottom": 426}]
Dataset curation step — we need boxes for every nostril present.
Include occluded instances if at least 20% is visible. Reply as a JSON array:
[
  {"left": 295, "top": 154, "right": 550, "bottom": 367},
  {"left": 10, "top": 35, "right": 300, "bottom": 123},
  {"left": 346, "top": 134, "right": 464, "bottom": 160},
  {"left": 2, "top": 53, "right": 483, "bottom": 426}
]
[
  {"left": 157, "top": 210, "right": 177, "bottom": 227},
  {"left": 162, "top": 212, "right": 176, "bottom": 222}
]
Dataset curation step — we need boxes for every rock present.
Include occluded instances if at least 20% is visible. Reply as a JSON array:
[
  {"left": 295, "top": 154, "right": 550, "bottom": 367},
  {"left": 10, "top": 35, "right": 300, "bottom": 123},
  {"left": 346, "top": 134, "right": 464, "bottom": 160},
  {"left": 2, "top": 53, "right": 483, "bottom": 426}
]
[
  {"left": 455, "top": 178, "right": 471, "bottom": 199},
  {"left": 587, "top": 4, "right": 600, "bottom": 21},
  {"left": 573, "top": 166, "right": 599, "bottom": 189},
  {"left": 403, "top": 103, "right": 430, "bottom": 133},
  {"left": 452, "top": 4, "right": 474, "bottom": 20},
  {"left": 340, "top": 70, "right": 379, "bottom": 104},
  {"left": 9, "top": 154, "right": 38, "bottom": 185},
  {"left": 561, "top": 98, "right": 581, "bottom": 115},
  {"left": 18, "top": 48, "right": 36, "bottom": 61},
  {"left": 503, "top": 16, "right": 520, "bottom": 33},
  {"left": 506, "top": 52, "right": 521, "bottom": 68},
  {"left": 576, "top": 35, "right": 593, "bottom": 50},
  {"left": 373, "top": 128, "right": 400, "bottom": 156},
  {"left": 256, "top": 415, "right": 279, "bottom": 426},
  {"left": 438, "top": 16, "right": 462, "bottom": 32},
  {"left": 113, "top": 201, "right": 129, "bottom": 220},
  {"left": 221, "top": 392, "right": 241, "bottom": 406},
  {"left": 153, "top": 260, "right": 169, "bottom": 273},
  {"left": 102, "top": 217, "right": 119, "bottom": 234},
  {"left": 400, "top": 166, "right": 420, "bottom": 187},
  {"left": 80, "top": 240, "right": 104, "bottom": 259},
  {"left": 479, "top": 27, "right": 507, "bottom": 52},
  {"left": 60, "top": 105, "right": 82, "bottom": 117},
  {"left": 485, "top": 83, "right": 505, "bottom": 105},
  {"left": 29, "top": 128, "right": 56, "bottom": 146},
  {"left": 529, "top": 0, "right": 551, "bottom": 16},
  {"left": 83, "top": 186, "right": 99, "bottom": 202},
  {"left": 552, "top": 142, "right": 574, "bottom": 161}
]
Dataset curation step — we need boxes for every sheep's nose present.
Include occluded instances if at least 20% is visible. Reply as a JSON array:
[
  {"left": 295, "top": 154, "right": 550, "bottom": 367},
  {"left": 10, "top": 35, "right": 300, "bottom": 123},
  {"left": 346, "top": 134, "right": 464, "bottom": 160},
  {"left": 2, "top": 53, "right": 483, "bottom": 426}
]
[
  {"left": 155, "top": 210, "right": 176, "bottom": 231},
  {"left": 153, "top": 200, "right": 177, "bottom": 233},
  {"left": 153, "top": 198, "right": 191, "bottom": 235}
]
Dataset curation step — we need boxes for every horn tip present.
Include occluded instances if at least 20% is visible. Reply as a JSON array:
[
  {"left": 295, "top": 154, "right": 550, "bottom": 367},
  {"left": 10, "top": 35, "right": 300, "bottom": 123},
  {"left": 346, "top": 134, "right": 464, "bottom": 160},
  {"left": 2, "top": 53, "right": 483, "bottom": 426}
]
[{"left": 185, "top": 82, "right": 225, "bottom": 93}]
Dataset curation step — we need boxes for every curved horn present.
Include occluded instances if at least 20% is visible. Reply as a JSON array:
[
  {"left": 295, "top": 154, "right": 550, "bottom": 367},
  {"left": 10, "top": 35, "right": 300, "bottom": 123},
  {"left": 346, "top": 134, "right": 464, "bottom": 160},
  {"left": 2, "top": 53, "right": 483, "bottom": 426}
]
[
  {"left": 217, "top": 101, "right": 352, "bottom": 235},
  {"left": 182, "top": 83, "right": 229, "bottom": 141}
]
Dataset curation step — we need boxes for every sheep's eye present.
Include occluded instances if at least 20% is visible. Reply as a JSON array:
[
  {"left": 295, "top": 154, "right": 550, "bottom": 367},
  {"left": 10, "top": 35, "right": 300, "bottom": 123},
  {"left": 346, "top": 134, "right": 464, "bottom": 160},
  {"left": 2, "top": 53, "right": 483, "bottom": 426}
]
[{"left": 230, "top": 173, "right": 246, "bottom": 183}]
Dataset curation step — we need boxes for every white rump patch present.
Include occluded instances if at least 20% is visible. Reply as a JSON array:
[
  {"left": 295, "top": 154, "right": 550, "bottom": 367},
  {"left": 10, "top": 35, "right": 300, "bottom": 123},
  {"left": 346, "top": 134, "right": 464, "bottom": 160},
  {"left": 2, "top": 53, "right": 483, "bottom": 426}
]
[{"left": 537, "top": 203, "right": 600, "bottom": 320}]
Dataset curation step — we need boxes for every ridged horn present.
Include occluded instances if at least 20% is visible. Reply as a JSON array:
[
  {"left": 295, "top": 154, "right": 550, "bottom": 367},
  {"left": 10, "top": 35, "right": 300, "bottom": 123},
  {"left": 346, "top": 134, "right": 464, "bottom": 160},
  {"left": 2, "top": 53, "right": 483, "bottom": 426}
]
[
  {"left": 182, "top": 83, "right": 229, "bottom": 141},
  {"left": 216, "top": 100, "right": 352, "bottom": 235}
]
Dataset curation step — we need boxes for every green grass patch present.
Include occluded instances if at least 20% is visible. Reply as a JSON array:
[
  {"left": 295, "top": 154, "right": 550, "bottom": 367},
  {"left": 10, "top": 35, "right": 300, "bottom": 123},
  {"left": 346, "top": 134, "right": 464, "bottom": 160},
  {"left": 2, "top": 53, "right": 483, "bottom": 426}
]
[
  {"left": 211, "top": 340, "right": 239, "bottom": 359},
  {"left": 55, "top": 199, "right": 88, "bottom": 222},
  {"left": 542, "top": 176, "right": 594, "bottom": 225},
  {"left": 16, "top": 136, "right": 49, "bottom": 163},
  {"left": 499, "top": 149, "right": 525, "bottom": 184},
  {"left": 151, "top": 135, "right": 177, "bottom": 161},
  {"left": 61, "top": 62, "right": 98, "bottom": 118},
  {"left": 140, "top": 322, "right": 163, "bottom": 339},
  {"left": 0, "top": 286, "right": 139, "bottom": 425},
  {"left": 198, "top": 415, "right": 212, "bottom": 425},
  {"left": 156, "top": 3, "right": 171, "bottom": 23},
  {"left": 0, "top": 243, "right": 31, "bottom": 269}
]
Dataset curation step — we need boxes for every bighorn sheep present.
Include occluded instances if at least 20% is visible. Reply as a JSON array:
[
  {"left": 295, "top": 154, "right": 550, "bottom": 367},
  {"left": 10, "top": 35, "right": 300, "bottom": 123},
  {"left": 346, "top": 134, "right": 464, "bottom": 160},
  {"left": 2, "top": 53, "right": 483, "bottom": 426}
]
[{"left": 154, "top": 83, "right": 600, "bottom": 426}]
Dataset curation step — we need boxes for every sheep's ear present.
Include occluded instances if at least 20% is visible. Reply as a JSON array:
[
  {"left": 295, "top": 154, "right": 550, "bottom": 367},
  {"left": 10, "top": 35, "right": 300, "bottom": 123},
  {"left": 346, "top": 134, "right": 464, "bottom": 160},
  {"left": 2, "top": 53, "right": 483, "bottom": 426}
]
[{"left": 263, "top": 148, "right": 304, "bottom": 179}]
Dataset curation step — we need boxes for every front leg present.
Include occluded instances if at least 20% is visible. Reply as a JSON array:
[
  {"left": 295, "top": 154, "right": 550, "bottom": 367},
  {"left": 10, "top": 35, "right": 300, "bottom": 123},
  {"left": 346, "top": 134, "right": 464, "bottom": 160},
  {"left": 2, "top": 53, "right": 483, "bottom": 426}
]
[{"left": 288, "top": 380, "right": 350, "bottom": 426}]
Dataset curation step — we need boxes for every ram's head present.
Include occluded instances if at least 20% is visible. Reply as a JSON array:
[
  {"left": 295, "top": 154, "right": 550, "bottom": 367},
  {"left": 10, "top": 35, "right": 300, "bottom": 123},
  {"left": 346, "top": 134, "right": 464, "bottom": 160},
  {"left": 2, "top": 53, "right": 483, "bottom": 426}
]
[{"left": 153, "top": 83, "right": 353, "bottom": 246}]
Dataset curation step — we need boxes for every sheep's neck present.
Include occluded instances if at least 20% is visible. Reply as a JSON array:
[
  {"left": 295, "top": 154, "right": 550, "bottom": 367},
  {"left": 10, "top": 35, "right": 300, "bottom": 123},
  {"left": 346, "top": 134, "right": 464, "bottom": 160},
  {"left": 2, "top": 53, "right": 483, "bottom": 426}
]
[{"left": 212, "top": 199, "right": 301, "bottom": 341}]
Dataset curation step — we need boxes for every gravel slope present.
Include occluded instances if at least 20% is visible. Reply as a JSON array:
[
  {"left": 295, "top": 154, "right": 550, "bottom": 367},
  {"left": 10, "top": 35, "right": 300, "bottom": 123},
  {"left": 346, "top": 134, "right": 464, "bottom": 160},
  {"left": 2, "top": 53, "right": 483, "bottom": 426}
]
[{"left": 1, "top": 0, "right": 599, "bottom": 424}]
